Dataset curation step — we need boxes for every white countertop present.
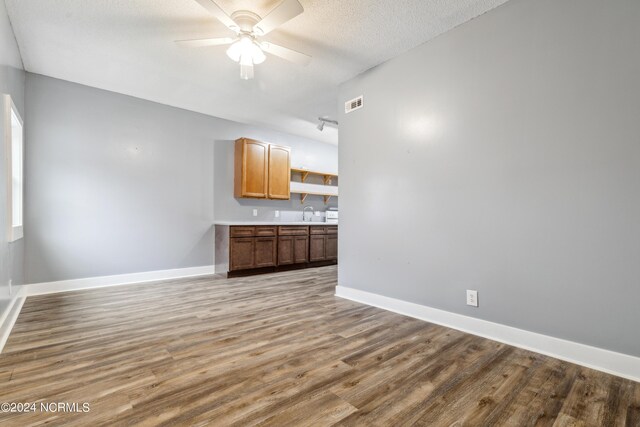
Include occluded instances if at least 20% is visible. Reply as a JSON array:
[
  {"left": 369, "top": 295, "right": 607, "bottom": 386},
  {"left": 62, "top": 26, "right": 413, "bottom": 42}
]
[{"left": 214, "top": 221, "right": 337, "bottom": 226}]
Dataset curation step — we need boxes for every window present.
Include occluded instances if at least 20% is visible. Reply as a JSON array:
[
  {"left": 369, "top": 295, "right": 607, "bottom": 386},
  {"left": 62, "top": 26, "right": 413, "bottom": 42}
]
[{"left": 4, "top": 94, "right": 23, "bottom": 242}]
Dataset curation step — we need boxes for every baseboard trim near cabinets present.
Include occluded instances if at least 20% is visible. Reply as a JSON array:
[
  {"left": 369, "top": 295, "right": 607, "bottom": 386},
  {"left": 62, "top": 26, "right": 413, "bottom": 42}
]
[
  {"left": 335, "top": 285, "right": 640, "bottom": 383},
  {"left": 26, "top": 265, "right": 217, "bottom": 296},
  {"left": 0, "top": 286, "right": 27, "bottom": 353}
]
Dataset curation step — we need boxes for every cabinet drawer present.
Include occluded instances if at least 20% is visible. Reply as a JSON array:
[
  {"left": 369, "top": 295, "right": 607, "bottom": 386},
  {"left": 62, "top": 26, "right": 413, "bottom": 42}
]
[
  {"left": 309, "top": 226, "right": 327, "bottom": 235},
  {"left": 230, "top": 226, "right": 256, "bottom": 237},
  {"left": 310, "top": 226, "right": 338, "bottom": 235},
  {"left": 278, "top": 226, "right": 309, "bottom": 236},
  {"left": 255, "top": 226, "right": 276, "bottom": 237}
]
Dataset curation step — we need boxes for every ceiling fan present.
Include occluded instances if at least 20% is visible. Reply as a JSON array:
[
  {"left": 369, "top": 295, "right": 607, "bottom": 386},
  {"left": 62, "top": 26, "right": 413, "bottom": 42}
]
[{"left": 176, "top": 0, "right": 311, "bottom": 80}]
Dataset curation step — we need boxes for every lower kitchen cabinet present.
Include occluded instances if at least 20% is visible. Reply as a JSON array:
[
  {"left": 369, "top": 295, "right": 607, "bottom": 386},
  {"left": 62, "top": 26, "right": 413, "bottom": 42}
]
[
  {"left": 309, "top": 235, "right": 326, "bottom": 262},
  {"left": 309, "top": 228, "right": 338, "bottom": 262},
  {"left": 230, "top": 237, "right": 255, "bottom": 271},
  {"left": 294, "top": 236, "right": 310, "bottom": 263},
  {"left": 229, "top": 226, "right": 277, "bottom": 271},
  {"left": 255, "top": 237, "right": 277, "bottom": 268},
  {"left": 230, "top": 236, "right": 277, "bottom": 270},
  {"left": 278, "top": 235, "right": 309, "bottom": 265},
  {"left": 325, "top": 234, "right": 338, "bottom": 260},
  {"left": 223, "top": 224, "right": 337, "bottom": 275}
]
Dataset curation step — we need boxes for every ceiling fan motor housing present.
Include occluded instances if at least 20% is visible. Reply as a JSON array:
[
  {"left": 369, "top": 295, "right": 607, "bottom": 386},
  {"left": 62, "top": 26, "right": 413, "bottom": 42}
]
[{"left": 230, "top": 11, "right": 261, "bottom": 34}]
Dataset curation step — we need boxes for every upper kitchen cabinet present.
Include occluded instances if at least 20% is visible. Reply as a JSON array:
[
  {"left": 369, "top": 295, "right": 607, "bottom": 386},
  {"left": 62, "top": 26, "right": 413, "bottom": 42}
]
[
  {"left": 234, "top": 138, "right": 291, "bottom": 200},
  {"left": 267, "top": 144, "right": 291, "bottom": 199},
  {"left": 234, "top": 138, "right": 269, "bottom": 198}
]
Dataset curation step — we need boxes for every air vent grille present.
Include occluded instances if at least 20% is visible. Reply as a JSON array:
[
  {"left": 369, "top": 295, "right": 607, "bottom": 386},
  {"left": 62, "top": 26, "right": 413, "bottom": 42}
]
[{"left": 345, "top": 96, "right": 363, "bottom": 114}]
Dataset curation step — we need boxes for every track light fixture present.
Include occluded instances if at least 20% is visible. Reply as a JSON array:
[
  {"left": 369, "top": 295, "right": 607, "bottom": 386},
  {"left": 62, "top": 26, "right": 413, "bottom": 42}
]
[{"left": 317, "top": 117, "right": 338, "bottom": 132}]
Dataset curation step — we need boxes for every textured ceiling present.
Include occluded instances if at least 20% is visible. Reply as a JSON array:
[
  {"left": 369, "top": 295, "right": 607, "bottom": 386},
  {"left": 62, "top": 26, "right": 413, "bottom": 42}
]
[{"left": 5, "top": 0, "right": 510, "bottom": 144}]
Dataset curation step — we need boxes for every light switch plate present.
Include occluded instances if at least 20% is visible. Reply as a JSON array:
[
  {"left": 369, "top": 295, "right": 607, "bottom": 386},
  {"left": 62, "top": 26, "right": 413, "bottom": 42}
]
[
  {"left": 275, "top": 210, "right": 280, "bottom": 218},
  {"left": 252, "top": 209, "right": 258, "bottom": 217},
  {"left": 466, "top": 290, "right": 478, "bottom": 307}
]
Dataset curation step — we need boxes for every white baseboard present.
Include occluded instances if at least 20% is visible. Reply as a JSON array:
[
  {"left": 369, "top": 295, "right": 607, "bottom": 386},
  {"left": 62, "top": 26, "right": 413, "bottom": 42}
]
[
  {"left": 0, "top": 286, "right": 27, "bottom": 353},
  {"left": 26, "top": 265, "right": 217, "bottom": 296},
  {"left": 335, "top": 285, "right": 640, "bottom": 383}
]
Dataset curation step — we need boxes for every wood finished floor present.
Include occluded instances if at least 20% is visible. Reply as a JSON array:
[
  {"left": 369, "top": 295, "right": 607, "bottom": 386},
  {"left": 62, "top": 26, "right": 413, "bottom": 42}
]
[{"left": 1, "top": 266, "right": 639, "bottom": 426}]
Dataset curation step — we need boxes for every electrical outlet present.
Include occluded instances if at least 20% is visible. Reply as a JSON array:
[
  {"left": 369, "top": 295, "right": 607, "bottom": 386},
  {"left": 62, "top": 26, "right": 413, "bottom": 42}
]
[
  {"left": 252, "top": 209, "right": 258, "bottom": 217},
  {"left": 274, "top": 210, "right": 280, "bottom": 218},
  {"left": 466, "top": 290, "right": 478, "bottom": 307},
  {"left": 8, "top": 279, "right": 12, "bottom": 296}
]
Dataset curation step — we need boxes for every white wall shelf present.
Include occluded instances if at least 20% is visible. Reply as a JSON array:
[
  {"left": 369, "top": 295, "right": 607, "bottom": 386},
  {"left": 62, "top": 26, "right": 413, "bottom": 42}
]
[{"left": 290, "top": 168, "right": 338, "bottom": 204}]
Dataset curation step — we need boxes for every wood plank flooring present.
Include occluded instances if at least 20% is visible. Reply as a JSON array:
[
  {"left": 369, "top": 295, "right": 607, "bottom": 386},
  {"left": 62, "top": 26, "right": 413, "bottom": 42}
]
[{"left": 0, "top": 266, "right": 638, "bottom": 426}]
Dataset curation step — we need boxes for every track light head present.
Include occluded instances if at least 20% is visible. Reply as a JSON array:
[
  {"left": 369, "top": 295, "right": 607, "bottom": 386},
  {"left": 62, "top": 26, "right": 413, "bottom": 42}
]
[{"left": 316, "top": 117, "right": 338, "bottom": 132}]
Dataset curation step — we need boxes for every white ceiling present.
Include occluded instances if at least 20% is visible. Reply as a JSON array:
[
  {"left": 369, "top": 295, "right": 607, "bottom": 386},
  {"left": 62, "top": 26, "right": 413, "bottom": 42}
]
[{"left": 5, "top": 0, "right": 510, "bottom": 145}]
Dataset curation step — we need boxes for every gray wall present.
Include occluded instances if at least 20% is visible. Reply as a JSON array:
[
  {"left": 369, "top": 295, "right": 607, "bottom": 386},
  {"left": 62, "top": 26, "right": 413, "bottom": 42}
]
[
  {"left": 339, "top": 0, "right": 640, "bottom": 357},
  {"left": 0, "top": 0, "right": 25, "bottom": 309},
  {"left": 25, "top": 73, "right": 337, "bottom": 283}
]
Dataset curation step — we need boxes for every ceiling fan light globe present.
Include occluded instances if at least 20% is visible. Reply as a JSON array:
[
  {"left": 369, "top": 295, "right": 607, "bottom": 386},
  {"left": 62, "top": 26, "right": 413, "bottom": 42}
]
[
  {"left": 226, "top": 36, "right": 252, "bottom": 62},
  {"left": 226, "top": 42, "right": 242, "bottom": 62},
  {"left": 226, "top": 39, "right": 266, "bottom": 65},
  {"left": 252, "top": 45, "right": 266, "bottom": 64}
]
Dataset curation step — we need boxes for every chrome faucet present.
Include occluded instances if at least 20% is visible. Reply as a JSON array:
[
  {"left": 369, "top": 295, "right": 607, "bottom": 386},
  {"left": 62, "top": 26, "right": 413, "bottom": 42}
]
[{"left": 303, "top": 206, "right": 314, "bottom": 222}]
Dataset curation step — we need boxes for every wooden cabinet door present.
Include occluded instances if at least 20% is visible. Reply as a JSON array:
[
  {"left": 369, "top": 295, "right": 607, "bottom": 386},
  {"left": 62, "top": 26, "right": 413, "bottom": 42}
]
[
  {"left": 268, "top": 144, "right": 291, "bottom": 200},
  {"left": 255, "top": 237, "right": 277, "bottom": 268},
  {"left": 278, "top": 236, "right": 294, "bottom": 265},
  {"left": 309, "top": 235, "right": 326, "bottom": 262},
  {"left": 235, "top": 138, "right": 268, "bottom": 198},
  {"left": 230, "top": 237, "right": 255, "bottom": 271},
  {"left": 325, "top": 234, "right": 338, "bottom": 261},
  {"left": 293, "top": 236, "right": 309, "bottom": 264}
]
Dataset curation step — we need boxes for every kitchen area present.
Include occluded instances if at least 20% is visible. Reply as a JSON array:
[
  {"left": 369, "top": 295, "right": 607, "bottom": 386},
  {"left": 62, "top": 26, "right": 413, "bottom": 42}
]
[{"left": 214, "top": 138, "right": 338, "bottom": 276}]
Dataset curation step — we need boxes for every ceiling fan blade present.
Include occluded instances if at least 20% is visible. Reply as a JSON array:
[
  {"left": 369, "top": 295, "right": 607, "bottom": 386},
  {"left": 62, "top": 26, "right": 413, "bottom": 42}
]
[
  {"left": 261, "top": 42, "right": 311, "bottom": 66},
  {"left": 175, "top": 37, "right": 235, "bottom": 47},
  {"left": 192, "top": 0, "right": 239, "bottom": 32},
  {"left": 253, "top": 0, "right": 303, "bottom": 35}
]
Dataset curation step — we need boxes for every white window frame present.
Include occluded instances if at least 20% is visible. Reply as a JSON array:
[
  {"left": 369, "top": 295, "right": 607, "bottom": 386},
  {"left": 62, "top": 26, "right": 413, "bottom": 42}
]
[{"left": 4, "top": 94, "right": 23, "bottom": 242}]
